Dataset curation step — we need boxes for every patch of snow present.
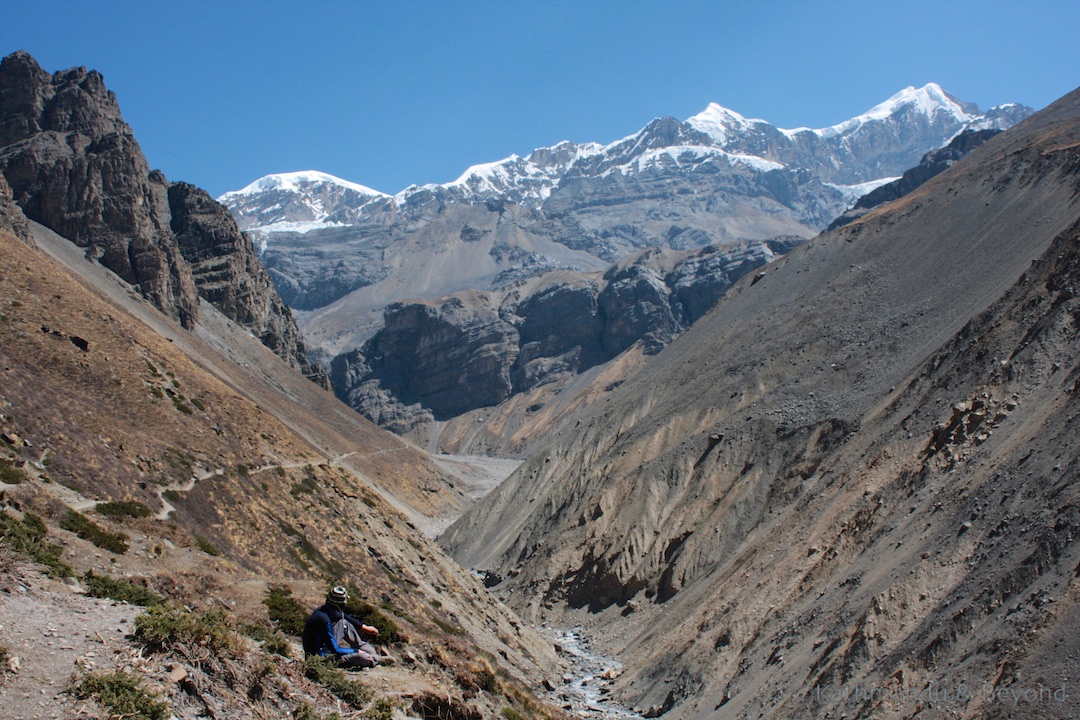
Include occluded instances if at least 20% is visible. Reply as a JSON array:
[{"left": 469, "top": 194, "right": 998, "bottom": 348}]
[
  {"left": 602, "top": 145, "right": 784, "bottom": 176},
  {"left": 248, "top": 220, "right": 350, "bottom": 235},
  {"left": 531, "top": 139, "right": 606, "bottom": 162},
  {"left": 826, "top": 176, "right": 900, "bottom": 203},
  {"left": 444, "top": 154, "right": 547, "bottom": 194},
  {"left": 779, "top": 126, "right": 813, "bottom": 139},
  {"left": 729, "top": 151, "right": 784, "bottom": 172}
]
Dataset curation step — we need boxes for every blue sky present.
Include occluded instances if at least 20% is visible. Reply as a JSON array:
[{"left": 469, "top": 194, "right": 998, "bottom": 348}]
[{"left": 4, "top": 1, "right": 1077, "bottom": 198}]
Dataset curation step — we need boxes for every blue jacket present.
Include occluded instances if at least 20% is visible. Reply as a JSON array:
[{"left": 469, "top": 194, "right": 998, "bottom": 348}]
[{"left": 301, "top": 604, "right": 366, "bottom": 656}]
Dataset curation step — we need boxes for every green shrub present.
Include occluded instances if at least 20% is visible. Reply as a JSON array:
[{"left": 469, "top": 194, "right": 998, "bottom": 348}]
[
  {"left": 290, "top": 466, "right": 318, "bottom": 498},
  {"left": 83, "top": 571, "right": 163, "bottom": 606},
  {"left": 501, "top": 709, "right": 525, "bottom": 720},
  {"left": 0, "top": 510, "right": 72, "bottom": 577},
  {"left": 272, "top": 519, "right": 345, "bottom": 577},
  {"left": 194, "top": 535, "right": 220, "bottom": 556},
  {"left": 475, "top": 666, "right": 498, "bottom": 693},
  {"left": 430, "top": 616, "right": 464, "bottom": 636},
  {"left": 74, "top": 670, "right": 170, "bottom": 720},
  {"left": 134, "top": 604, "right": 236, "bottom": 655},
  {"left": 0, "top": 459, "right": 25, "bottom": 485},
  {"left": 94, "top": 500, "right": 153, "bottom": 520},
  {"left": 293, "top": 703, "right": 342, "bottom": 720},
  {"left": 161, "top": 447, "right": 194, "bottom": 472},
  {"left": 190, "top": 397, "right": 206, "bottom": 412},
  {"left": 263, "top": 585, "right": 308, "bottom": 637},
  {"left": 264, "top": 635, "right": 292, "bottom": 657},
  {"left": 59, "top": 510, "right": 128, "bottom": 554},
  {"left": 303, "top": 655, "right": 374, "bottom": 708},
  {"left": 362, "top": 697, "right": 398, "bottom": 720},
  {"left": 171, "top": 396, "right": 194, "bottom": 414},
  {"left": 290, "top": 480, "right": 315, "bottom": 498},
  {"left": 241, "top": 622, "right": 292, "bottom": 657}
]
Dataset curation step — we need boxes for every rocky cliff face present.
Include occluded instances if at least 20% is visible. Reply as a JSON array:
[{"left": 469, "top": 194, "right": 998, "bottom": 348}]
[
  {"left": 0, "top": 51, "right": 320, "bottom": 379},
  {"left": 441, "top": 88, "right": 1080, "bottom": 718},
  {"left": 331, "top": 238, "right": 800, "bottom": 439},
  {"left": 0, "top": 168, "right": 29, "bottom": 240},
  {"left": 167, "top": 181, "right": 326, "bottom": 383},
  {"left": 0, "top": 50, "right": 198, "bottom": 327}
]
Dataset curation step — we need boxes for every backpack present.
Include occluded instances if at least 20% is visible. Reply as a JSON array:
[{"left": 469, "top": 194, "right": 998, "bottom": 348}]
[{"left": 332, "top": 616, "right": 364, "bottom": 649}]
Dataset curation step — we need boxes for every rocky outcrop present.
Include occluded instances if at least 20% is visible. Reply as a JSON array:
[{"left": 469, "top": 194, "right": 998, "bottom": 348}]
[
  {"left": 597, "top": 252, "right": 683, "bottom": 356},
  {"left": 0, "top": 50, "right": 198, "bottom": 328},
  {"left": 511, "top": 279, "right": 606, "bottom": 390},
  {"left": 0, "top": 170, "right": 29, "bottom": 240},
  {"left": 332, "top": 295, "right": 520, "bottom": 424},
  {"left": 0, "top": 51, "right": 320, "bottom": 380},
  {"left": 668, "top": 236, "right": 800, "bottom": 323},
  {"left": 828, "top": 128, "right": 1004, "bottom": 229},
  {"left": 331, "top": 238, "right": 798, "bottom": 432},
  {"left": 167, "top": 182, "right": 327, "bottom": 383}
]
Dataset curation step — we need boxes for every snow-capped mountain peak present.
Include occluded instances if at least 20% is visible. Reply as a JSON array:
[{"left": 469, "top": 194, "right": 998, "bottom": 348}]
[
  {"left": 809, "top": 83, "right": 978, "bottom": 139},
  {"left": 217, "top": 170, "right": 393, "bottom": 235},
  {"left": 394, "top": 140, "right": 611, "bottom": 207},
  {"left": 221, "top": 170, "right": 388, "bottom": 200},
  {"left": 686, "top": 102, "right": 768, "bottom": 145}
]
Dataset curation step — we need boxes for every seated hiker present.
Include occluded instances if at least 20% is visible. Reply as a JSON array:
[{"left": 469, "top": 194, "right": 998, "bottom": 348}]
[{"left": 302, "top": 586, "right": 390, "bottom": 668}]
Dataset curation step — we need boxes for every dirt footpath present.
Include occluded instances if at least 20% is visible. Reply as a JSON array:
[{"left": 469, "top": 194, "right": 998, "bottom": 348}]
[{"left": 0, "top": 559, "right": 140, "bottom": 720}]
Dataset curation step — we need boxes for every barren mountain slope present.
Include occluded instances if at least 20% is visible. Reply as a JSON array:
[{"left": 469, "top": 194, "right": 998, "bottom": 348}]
[
  {"left": 442, "top": 88, "right": 1080, "bottom": 718},
  {"left": 0, "top": 221, "right": 564, "bottom": 718},
  {"left": 25, "top": 217, "right": 470, "bottom": 527}
]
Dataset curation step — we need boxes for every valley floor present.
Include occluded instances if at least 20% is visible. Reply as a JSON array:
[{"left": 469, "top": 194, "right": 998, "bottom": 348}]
[{"left": 426, "top": 454, "right": 523, "bottom": 536}]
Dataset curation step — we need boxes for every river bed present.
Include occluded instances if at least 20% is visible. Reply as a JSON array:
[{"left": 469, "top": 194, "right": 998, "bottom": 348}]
[{"left": 542, "top": 626, "right": 644, "bottom": 719}]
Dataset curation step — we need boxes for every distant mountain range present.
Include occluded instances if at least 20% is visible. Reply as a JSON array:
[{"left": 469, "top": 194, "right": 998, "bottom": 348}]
[
  {"left": 220, "top": 83, "right": 1030, "bottom": 322},
  {"left": 219, "top": 84, "right": 1033, "bottom": 448},
  {"left": 223, "top": 83, "right": 1029, "bottom": 235}
]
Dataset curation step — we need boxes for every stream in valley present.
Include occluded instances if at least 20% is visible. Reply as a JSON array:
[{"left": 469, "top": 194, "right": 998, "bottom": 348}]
[
  {"left": 432, "top": 456, "right": 643, "bottom": 717},
  {"left": 542, "top": 627, "right": 644, "bottom": 719}
]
